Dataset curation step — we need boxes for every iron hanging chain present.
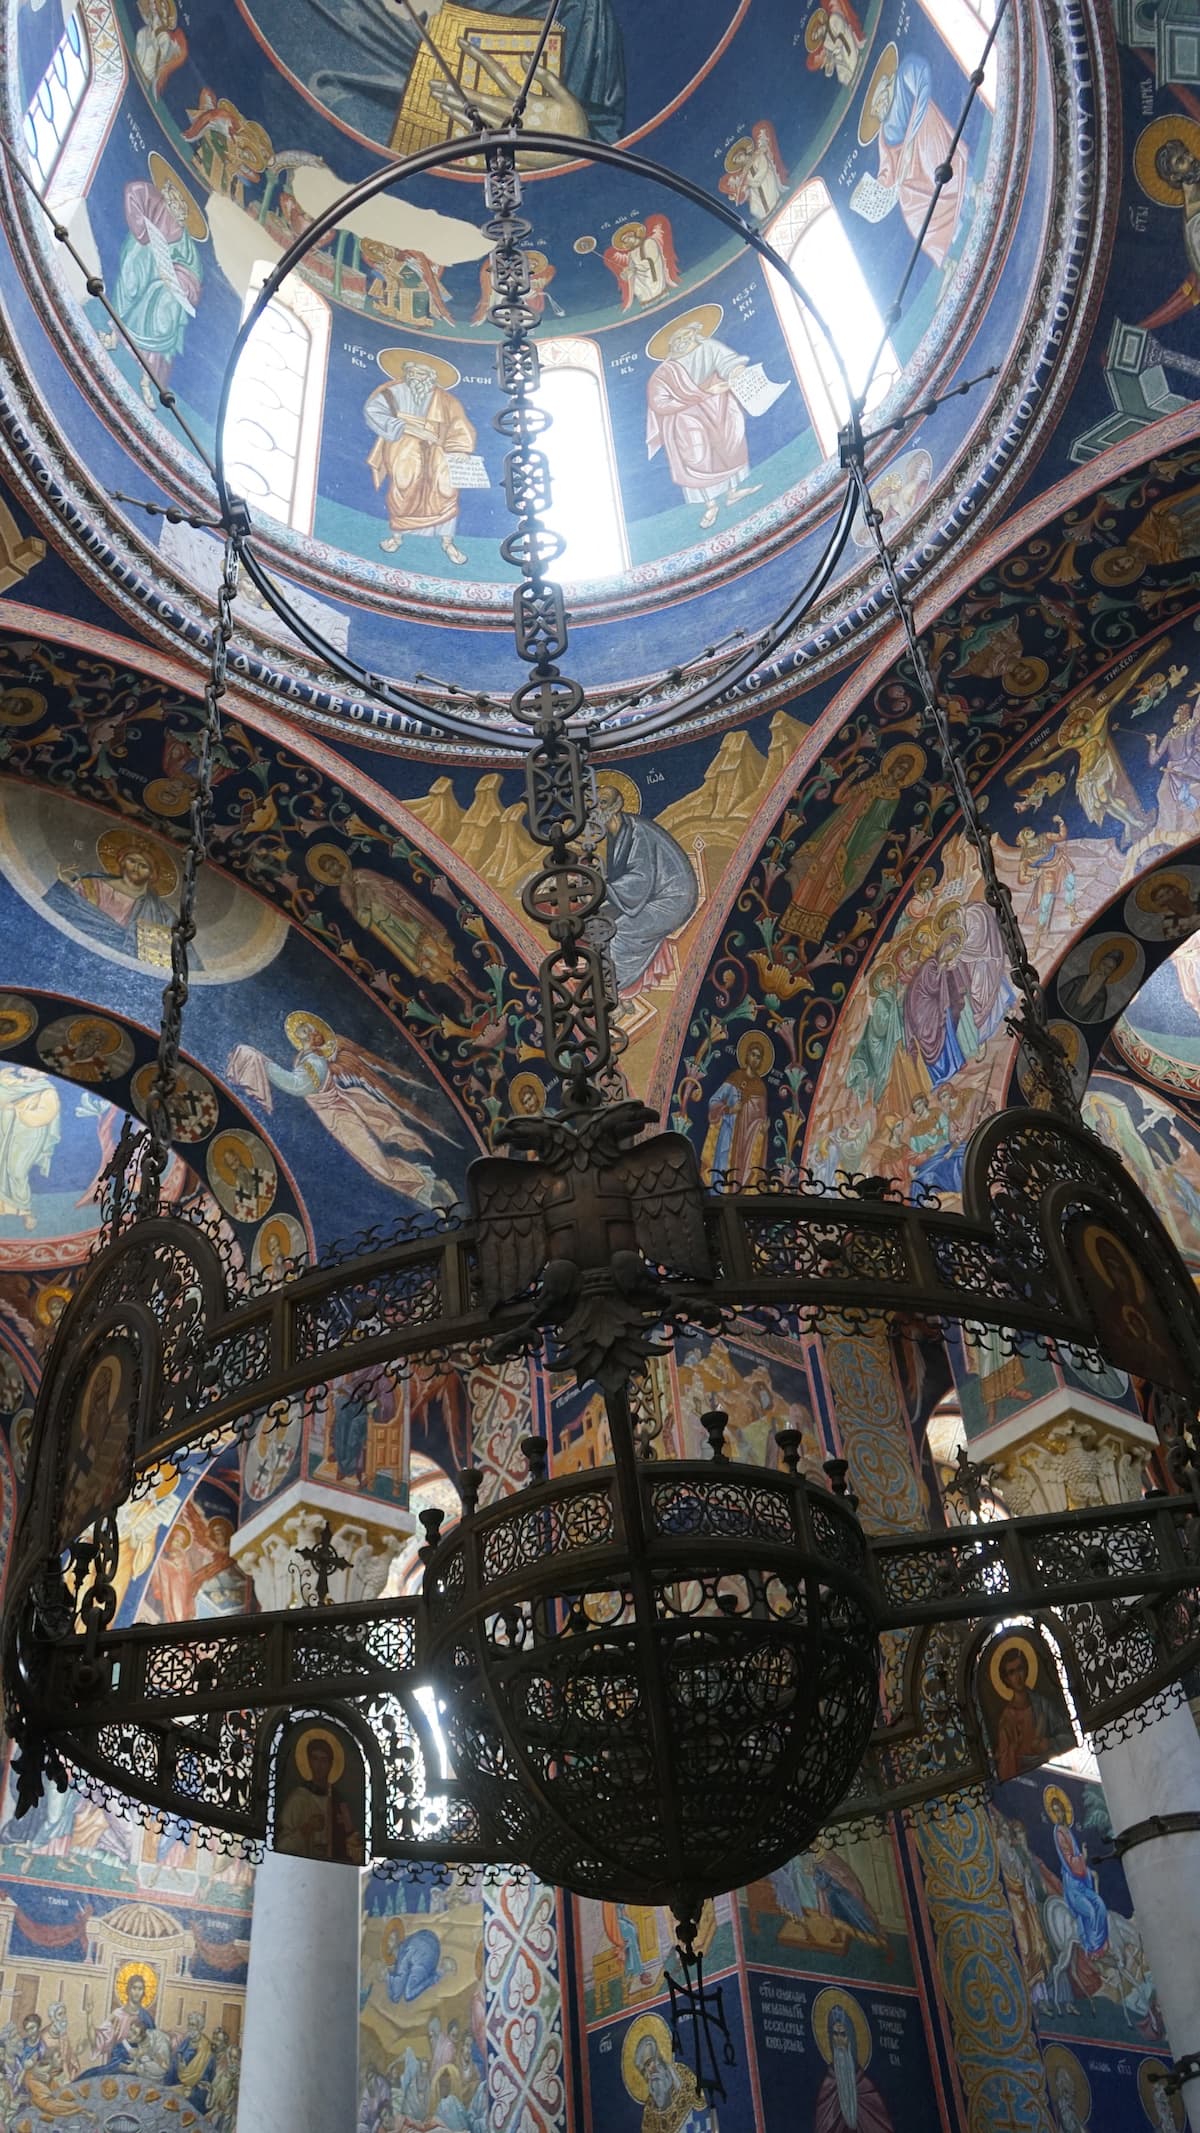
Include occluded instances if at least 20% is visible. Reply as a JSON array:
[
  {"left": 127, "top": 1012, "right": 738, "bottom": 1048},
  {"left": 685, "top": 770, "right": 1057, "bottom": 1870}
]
[
  {"left": 136, "top": 529, "right": 242, "bottom": 1214},
  {"left": 484, "top": 141, "right": 621, "bottom": 1110},
  {"left": 845, "top": 446, "right": 1081, "bottom": 1122}
]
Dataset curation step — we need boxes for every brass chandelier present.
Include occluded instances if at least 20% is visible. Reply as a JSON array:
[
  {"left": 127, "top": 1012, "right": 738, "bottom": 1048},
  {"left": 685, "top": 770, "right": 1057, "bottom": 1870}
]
[{"left": 5, "top": 9, "right": 1200, "bottom": 2100}]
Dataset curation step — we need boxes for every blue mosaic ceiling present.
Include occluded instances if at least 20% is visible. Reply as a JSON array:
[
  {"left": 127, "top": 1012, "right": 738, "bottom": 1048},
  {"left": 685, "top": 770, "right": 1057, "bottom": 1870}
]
[
  {"left": 1, "top": 0, "right": 1200, "bottom": 1271},
  {"left": 0, "top": 0, "right": 1094, "bottom": 729}
]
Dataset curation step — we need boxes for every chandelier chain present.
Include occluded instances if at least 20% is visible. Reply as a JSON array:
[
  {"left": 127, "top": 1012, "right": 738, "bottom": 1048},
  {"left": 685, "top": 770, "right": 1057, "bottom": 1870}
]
[
  {"left": 485, "top": 142, "right": 621, "bottom": 1108},
  {"left": 137, "top": 531, "right": 241, "bottom": 1213}
]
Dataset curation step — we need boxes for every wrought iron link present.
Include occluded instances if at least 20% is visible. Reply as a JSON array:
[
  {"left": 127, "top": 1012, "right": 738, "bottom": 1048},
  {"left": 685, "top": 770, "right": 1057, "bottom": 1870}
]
[
  {"left": 485, "top": 139, "right": 623, "bottom": 1108},
  {"left": 138, "top": 531, "right": 242, "bottom": 1212}
]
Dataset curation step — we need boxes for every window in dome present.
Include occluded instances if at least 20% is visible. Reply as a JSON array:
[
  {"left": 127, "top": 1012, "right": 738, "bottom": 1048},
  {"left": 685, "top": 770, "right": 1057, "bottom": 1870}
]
[
  {"left": 532, "top": 338, "right": 629, "bottom": 584},
  {"left": 765, "top": 182, "right": 901, "bottom": 460},
  {"left": 21, "top": 1, "right": 125, "bottom": 217},
  {"left": 22, "top": 8, "right": 90, "bottom": 193},
  {"left": 914, "top": 0, "right": 998, "bottom": 109},
  {"left": 223, "top": 270, "right": 331, "bottom": 537}
]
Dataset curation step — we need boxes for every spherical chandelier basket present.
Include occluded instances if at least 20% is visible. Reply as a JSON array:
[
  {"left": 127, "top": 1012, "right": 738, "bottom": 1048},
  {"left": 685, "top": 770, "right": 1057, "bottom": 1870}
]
[{"left": 420, "top": 1446, "right": 879, "bottom": 1920}]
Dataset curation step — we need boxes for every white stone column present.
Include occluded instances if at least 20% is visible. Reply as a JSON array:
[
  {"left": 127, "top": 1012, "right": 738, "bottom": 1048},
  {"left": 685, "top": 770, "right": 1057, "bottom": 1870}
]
[
  {"left": 237, "top": 1850, "right": 362, "bottom": 2133},
  {"left": 231, "top": 1482, "right": 412, "bottom": 2130},
  {"left": 1096, "top": 1700, "right": 1200, "bottom": 2126}
]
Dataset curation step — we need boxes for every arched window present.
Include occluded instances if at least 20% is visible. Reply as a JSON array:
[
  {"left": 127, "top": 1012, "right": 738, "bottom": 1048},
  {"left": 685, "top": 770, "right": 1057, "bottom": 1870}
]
[
  {"left": 533, "top": 337, "right": 629, "bottom": 584},
  {"left": 21, "top": 1, "right": 124, "bottom": 215},
  {"left": 22, "top": 8, "right": 90, "bottom": 193},
  {"left": 913, "top": 0, "right": 997, "bottom": 109},
  {"left": 765, "top": 182, "right": 901, "bottom": 461},
  {"left": 223, "top": 267, "right": 331, "bottom": 537}
]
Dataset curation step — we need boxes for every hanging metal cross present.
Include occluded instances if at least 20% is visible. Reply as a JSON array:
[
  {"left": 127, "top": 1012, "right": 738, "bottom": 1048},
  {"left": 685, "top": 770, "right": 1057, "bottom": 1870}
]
[{"left": 293, "top": 1520, "right": 353, "bottom": 1607}]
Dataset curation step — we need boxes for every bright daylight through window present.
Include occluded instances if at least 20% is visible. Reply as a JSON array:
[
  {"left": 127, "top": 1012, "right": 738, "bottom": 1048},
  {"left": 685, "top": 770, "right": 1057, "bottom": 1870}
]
[
  {"left": 766, "top": 181, "right": 901, "bottom": 459},
  {"left": 22, "top": 5, "right": 89, "bottom": 192}
]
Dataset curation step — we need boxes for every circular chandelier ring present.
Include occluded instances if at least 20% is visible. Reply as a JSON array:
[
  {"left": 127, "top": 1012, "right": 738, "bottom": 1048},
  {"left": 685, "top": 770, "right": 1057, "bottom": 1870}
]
[{"left": 213, "top": 126, "right": 863, "bottom": 757}]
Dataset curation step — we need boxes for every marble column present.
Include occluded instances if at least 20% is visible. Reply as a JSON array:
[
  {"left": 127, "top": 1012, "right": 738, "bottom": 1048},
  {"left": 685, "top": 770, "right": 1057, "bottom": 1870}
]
[
  {"left": 975, "top": 1387, "right": 1200, "bottom": 2121},
  {"left": 820, "top": 1331, "right": 1057, "bottom": 2133},
  {"left": 237, "top": 1850, "right": 362, "bottom": 2133},
  {"left": 1099, "top": 1702, "right": 1200, "bottom": 2127},
  {"left": 232, "top": 1483, "right": 412, "bottom": 2132}
]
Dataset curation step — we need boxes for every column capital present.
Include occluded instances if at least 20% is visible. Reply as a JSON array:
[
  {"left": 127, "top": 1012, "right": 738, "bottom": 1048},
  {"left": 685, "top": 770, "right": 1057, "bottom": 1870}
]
[
  {"left": 969, "top": 1388, "right": 1155, "bottom": 1517},
  {"left": 230, "top": 1480, "right": 414, "bottom": 1614}
]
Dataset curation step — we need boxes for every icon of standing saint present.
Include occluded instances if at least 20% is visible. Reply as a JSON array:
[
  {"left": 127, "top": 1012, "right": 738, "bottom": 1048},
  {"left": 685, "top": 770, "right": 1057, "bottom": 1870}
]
[
  {"left": 364, "top": 349, "right": 487, "bottom": 565},
  {"left": 645, "top": 305, "right": 786, "bottom": 531}
]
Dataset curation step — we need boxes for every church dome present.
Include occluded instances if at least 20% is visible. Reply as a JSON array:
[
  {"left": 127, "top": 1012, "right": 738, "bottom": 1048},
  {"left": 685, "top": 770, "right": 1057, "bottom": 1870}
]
[{"left": 0, "top": 0, "right": 1106, "bottom": 749}]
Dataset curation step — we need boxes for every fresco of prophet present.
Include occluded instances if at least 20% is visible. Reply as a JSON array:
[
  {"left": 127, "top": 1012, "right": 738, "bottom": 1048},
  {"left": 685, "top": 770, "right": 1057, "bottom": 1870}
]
[
  {"left": 852, "top": 47, "right": 966, "bottom": 268},
  {"left": 592, "top": 776, "right": 698, "bottom": 993},
  {"left": 604, "top": 218, "right": 680, "bottom": 309},
  {"left": 100, "top": 156, "right": 207, "bottom": 410},
  {"left": 228, "top": 1012, "right": 459, "bottom": 1209},
  {"left": 646, "top": 308, "right": 771, "bottom": 531},
  {"left": 365, "top": 352, "right": 476, "bottom": 564}
]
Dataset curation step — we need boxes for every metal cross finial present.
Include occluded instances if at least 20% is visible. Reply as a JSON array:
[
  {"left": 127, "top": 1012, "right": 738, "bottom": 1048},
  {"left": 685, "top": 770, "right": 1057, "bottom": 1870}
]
[{"left": 293, "top": 1519, "right": 353, "bottom": 1607}]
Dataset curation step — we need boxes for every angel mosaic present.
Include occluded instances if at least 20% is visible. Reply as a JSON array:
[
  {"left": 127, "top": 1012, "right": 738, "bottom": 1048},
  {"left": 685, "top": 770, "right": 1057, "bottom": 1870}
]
[
  {"left": 133, "top": 0, "right": 187, "bottom": 98},
  {"left": 228, "top": 1012, "right": 459, "bottom": 1209},
  {"left": 804, "top": 0, "right": 865, "bottom": 85},
  {"left": 718, "top": 123, "right": 786, "bottom": 223},
  {"left": 603, "top": 217, "right": 680, "bottom": 309}
]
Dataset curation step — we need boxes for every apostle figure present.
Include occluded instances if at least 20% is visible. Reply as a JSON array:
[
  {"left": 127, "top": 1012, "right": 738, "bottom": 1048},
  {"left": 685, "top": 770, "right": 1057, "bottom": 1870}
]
[
  {"left": 847, "top": 960, "right": 928, "bottom": 1113},
  {"left": 903, "top": 923, "right": 973, "bottom": 1086},
  {"left": 813, "top": 1996, "right": 893, "bottom": 2133},
  {"left": 702, "top": 1032, "right": 773, "bottom": 1184},
  {"left": 1148, "top": 693, "right": 1200, "bottom": 828},
  {"left": 646, "top": 308, "right": 765, "bottom": 530},
  {"left": 593, "top": 776, "right": 698, "bottom": 993},
  {"left": 134, "top": 0, "right": 187, "bottom": 98},
  {"left": 171, "top": 2011, "right": 219, "bottom": 2112},
  {"left": 101, "top": 155, "right": 207, "bottom": 410},
  {"left": 365, "top": 351, "right": 477, "bottom": 563},
  {"left": 854, "top": 48, "right": 966, "bottom": 269}
]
